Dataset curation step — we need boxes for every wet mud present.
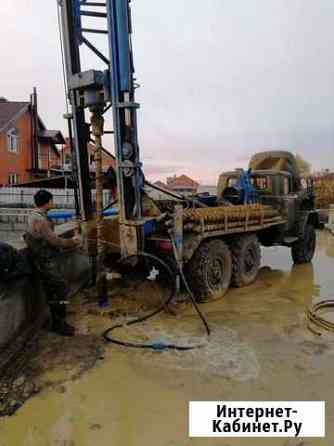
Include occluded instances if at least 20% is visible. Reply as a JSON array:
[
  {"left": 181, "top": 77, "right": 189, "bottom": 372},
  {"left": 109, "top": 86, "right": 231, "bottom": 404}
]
[{"left": 0, "top": 231, "right": 334, "bottom": 445}]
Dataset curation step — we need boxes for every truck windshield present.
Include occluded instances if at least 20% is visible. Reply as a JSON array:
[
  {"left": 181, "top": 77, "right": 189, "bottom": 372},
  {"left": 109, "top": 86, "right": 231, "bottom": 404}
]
[{"left": 227, "top": 177, "right": 238, "bottom": 187}]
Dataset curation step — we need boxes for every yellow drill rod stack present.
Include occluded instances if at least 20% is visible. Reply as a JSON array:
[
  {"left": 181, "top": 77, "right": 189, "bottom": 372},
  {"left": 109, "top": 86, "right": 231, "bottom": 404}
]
[{"left": 182, "top": 204, "right": 282, "bottom": 234}]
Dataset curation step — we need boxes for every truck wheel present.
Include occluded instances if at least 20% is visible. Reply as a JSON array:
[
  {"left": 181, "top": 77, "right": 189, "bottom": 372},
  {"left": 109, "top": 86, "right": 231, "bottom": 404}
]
[
  {"left": 231, "top": 234, "right": 261, "bottom": 287},
  {"left": 186, "top": 239, "right": 232, "bottom": 302},
  {"left": 291, "top": 223, "right": 316, "bottom": 264}
]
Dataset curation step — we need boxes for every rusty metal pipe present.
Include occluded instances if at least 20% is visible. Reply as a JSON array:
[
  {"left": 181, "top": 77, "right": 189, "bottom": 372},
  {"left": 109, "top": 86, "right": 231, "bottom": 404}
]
[{"left": 90, "top": 111, "right": 108, "bottom": 306}]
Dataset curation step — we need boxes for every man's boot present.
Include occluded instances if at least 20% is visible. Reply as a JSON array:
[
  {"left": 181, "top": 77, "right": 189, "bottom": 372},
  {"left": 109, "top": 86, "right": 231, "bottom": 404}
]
[{"left": 49, "top": 303, "right": 75, "bottom": 337}]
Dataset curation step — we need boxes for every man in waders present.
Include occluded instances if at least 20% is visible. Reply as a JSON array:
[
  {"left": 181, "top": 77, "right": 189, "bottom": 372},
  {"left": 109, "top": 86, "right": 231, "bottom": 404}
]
[{"left": 24, "top": 190, "right": 81, "bottom": 336}]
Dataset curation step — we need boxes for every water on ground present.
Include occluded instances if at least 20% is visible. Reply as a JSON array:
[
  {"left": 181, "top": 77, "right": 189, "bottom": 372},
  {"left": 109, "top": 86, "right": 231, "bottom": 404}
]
[{"left": 1, "top": 231, "right": 334, "bottom": 446}]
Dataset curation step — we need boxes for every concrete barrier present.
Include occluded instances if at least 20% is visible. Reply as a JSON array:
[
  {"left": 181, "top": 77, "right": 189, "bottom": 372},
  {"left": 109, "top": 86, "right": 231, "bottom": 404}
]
[
  {"left": 0, "top": 222, "right": 92, "bottom": 369},
  {"left": 0, "top": 278, "right": 29, "bottom": 350},
  {"left": 0, "top": 208, "right": 76, "bottom": 233}
]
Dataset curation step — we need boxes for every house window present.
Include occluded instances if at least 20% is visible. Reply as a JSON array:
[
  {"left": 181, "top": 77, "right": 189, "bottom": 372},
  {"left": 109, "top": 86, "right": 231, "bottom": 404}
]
[
  {"left": 8, "top": 173, "right": 20, "bottom": 185},
  {"left": 64, "top": 154, "right": 71, "bottom": 164},
  {"left": 62, "top": 153, "right": 71, "bottom": 171},
  {"left": 7, "top": 128, "right": 19, "bottom": 153},
  {"left": 227, "top": 177, "right": 238, "bottom": 187},
  {"left": 38, "top": 144, "right": 42, "bottom": 168},
  {"left": 90, "top": 153, "right": 96, "bottom": 171}
]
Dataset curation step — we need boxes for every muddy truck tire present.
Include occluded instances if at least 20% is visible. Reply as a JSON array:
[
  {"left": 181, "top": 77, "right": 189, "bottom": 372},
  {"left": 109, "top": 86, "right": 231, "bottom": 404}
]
[
  {"left": 230, "top": 234, "right": 261, "bottom": 287},
  {"left": 186, "top": 239, "right": 232, "bottom": 302},
  {"left": 291, "top": 223, "right": 316, "bottom": 264}
]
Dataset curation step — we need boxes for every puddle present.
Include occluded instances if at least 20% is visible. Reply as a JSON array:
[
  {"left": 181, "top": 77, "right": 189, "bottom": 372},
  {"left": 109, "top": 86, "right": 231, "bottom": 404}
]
[
  {"left": 116, "top": 322, "right": 260, "bottom": 382},
  {"left": 1, "top": 231, "right": 334, "bottom": 446}
]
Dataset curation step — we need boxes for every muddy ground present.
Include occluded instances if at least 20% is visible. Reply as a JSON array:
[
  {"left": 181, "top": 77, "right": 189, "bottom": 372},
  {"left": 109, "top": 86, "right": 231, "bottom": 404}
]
[{"left": 0, "top": 230, "right": 334, "bottom": 446}]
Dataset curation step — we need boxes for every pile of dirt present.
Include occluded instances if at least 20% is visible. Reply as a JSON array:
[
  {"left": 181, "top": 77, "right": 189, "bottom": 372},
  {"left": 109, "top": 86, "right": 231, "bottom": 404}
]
[
  {"left": 0, "top": 374, "right": 39, "bottom": 417},
  {"left": 0, "top": 272, "right": 190, "bottom": 417}
]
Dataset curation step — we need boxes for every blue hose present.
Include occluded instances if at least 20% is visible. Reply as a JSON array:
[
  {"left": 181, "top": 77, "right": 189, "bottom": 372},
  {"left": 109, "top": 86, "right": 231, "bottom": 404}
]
[{"left": 48, "top": 208, "right": 118, "bottom": 220}]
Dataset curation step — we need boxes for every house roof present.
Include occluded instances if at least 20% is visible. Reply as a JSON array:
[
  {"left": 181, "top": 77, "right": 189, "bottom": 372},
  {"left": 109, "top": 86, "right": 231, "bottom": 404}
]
[
  {"left": 167, "top": 174, "right": 199, "bottom": 189},
  {"left": 62, "top": 138, "right": 116, "bottom": 168},
  {"left": 90, "top": 143, "right": 116, "bottom": 166},
  {"left": 39, "top": 129, "right": 66, "bottom": 145},
  {"left": 14, "top": 174, "right": 76, "bottom": 188},
  {"left": 0, "top": 99, "right": 64, "bottom": 158},
  {"left": 37, "top": 118, "right": 62, "bottom": 158},
  {"left": 16, "top": 169, "right": 119, "bottom": 189},
  {"left": 154, "top": 180, "right": 170, "bottom": 189},
  {"left": 0, "top": 101, "right": 29, "bottom": 133}
]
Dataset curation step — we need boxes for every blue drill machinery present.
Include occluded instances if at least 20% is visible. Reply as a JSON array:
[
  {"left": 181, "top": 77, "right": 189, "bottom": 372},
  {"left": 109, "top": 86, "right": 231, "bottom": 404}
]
[
  {"left": 59, "top": 0, "right": 154, "bottom": 258},
  {"left": 222, "top": 169, "right": 258, "bottom": 205}
]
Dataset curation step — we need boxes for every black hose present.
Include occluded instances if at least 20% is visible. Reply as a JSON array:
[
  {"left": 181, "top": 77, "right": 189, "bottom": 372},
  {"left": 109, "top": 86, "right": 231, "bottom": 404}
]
[
  {"left": 103, "top": 199, "right": 117, "bottom": 212},
  {"left": 168, "top": 231, "right": 211, "bottom": 337},
  {"left": 102, "top": 252, "right": 210, "bottom": 351},
  {"left": 307, "top": 299, "right": 334, "bottom": 336},
  {"left": 179, "top": 265, "right": 211, "bottom": 336}
]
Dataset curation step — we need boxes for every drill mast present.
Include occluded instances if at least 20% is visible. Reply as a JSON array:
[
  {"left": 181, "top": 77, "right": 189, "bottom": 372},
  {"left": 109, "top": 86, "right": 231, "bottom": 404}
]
[{"left": 59, "top": 0, "right": 144, "bottom": 256}]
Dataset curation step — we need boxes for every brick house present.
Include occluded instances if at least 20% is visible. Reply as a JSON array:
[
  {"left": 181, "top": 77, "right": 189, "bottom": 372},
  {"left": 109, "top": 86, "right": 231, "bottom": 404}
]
[
  {"left": 0, "top": 93, "right": 64, "bottom": 186},
  {"left": 61, "top": 138, "right": 116, "bottom": 173},
  {"left": 153, "top": 180, "right": 170, "bottom": 190},
  {"left": 166, "top": 174, "right": 199, "bottom": 196}
]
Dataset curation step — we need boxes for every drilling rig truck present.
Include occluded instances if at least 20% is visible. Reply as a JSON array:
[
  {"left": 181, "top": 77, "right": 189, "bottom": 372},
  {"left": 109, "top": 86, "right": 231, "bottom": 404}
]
[{"left": 58, "top": 0, "right": 321, "bottom": 303}]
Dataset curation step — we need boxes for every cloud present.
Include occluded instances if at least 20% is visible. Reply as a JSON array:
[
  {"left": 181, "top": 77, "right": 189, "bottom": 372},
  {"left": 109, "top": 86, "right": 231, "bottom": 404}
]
[
  {"left": 143, "top": 162, "right": 185, "bottom": 177},
  {"left": 1, "top": 0, "right": 334, "bottom": 186}
]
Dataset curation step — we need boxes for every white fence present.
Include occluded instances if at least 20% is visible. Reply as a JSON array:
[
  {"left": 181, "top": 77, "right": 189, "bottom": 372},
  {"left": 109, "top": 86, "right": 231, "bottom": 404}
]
[{"left": 0, "top": 187, "right": 112, "bottom": 208}]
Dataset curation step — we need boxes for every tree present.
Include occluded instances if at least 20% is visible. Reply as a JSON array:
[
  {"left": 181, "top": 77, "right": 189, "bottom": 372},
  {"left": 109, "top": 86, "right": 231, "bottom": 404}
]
[{"left": 295, "top": 153, "right": 312, "bottom": 175}]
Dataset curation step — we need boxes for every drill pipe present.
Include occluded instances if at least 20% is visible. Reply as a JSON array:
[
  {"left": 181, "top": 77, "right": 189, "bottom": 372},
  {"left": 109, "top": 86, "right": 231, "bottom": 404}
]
[
  {"left": 183, "top": 204, "right": 278, "bottom": 223},
  {"left": 182, "top": 204, "right": 281, "bottom": 234},
  {"left": 186, "top": 216, "right": 283, "bottom": 234}
]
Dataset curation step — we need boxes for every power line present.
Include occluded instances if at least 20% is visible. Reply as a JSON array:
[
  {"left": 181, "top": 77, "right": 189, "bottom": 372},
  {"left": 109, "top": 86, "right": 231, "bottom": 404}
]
[{"left": 56, "top": 0, "right": 69, "bottom": 114}]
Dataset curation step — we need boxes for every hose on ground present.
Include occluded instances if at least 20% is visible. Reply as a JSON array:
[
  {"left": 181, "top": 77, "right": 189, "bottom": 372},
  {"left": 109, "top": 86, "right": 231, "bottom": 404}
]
[
  {"left": 169, "top": 234, "right": 211, "bottom": 337},
  {"left": 307, "top": 299, "right": 334, "bottom": 336},
  {"left": 102, "top": 251, "right": 210, "bottom": 351}
]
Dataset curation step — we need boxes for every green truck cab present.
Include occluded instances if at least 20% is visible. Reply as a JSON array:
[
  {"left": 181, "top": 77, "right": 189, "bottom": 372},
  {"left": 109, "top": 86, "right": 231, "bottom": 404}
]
[{"left": 216, "top": 150, "right": 321, "bottom": 263}]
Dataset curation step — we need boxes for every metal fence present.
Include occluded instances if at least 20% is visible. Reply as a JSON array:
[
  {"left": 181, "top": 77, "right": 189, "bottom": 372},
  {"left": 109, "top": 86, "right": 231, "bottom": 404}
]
[
  {"left": 0, "top": 208, "right": 72, "bottom": 227},
  {"left": 0, "top": 187, "right": 112, "bottom": 209}
]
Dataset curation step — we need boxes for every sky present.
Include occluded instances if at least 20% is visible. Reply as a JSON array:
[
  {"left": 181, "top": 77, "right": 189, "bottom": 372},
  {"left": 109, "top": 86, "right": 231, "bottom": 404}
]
[{"left": 1, "top": 0, "right": 334, "bottom": 184}]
